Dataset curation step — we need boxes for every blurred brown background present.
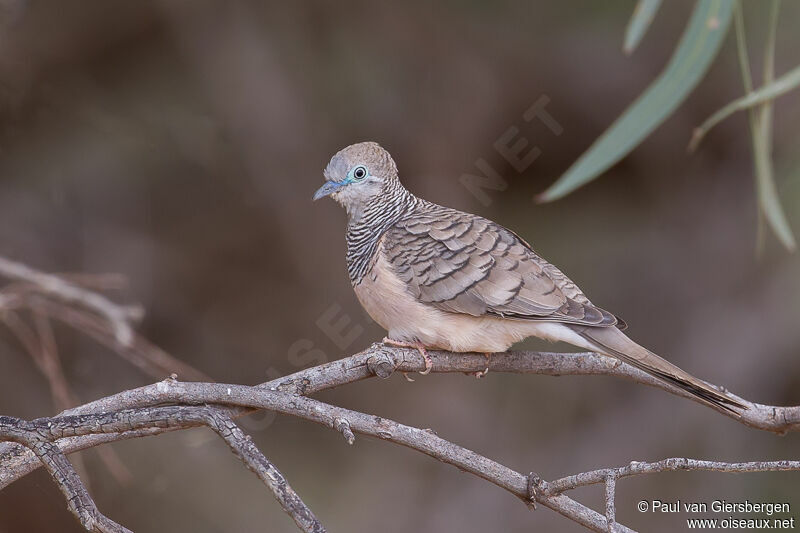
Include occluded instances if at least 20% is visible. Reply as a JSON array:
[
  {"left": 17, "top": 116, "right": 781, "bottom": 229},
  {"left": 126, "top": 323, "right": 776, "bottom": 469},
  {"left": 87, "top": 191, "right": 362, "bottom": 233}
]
[{"left": 1, "top": 1, "right": 799, "bottom": 531}]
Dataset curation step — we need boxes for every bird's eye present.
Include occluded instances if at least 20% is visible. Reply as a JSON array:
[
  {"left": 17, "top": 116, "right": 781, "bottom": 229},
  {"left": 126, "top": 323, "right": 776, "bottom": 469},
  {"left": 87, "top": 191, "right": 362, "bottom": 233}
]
[{"left": 352, "top": 165, "right": 368, "bottom": 180}]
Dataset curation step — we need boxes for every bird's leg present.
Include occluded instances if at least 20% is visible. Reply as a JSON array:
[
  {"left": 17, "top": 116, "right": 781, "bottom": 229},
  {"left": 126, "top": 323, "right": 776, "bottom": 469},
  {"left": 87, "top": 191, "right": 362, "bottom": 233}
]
[
  {"left": 382, "top": 337, "right": 433, "bottom": 375},
  {"left": 469, "top": 353, "right": 491, "bottom": 379}
]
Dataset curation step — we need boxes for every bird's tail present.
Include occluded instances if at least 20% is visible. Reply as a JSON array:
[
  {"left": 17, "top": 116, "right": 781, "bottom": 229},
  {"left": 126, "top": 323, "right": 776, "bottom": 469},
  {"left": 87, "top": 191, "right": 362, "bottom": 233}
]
[{"left": 572, "top": 325, "right": 746, "bottom": 414}]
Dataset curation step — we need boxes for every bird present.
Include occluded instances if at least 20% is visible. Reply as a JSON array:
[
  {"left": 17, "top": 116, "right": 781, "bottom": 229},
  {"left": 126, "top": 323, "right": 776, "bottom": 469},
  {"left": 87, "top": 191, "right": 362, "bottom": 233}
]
[{"left": 313, "top": 141, "right": 745, "bottom": 414}]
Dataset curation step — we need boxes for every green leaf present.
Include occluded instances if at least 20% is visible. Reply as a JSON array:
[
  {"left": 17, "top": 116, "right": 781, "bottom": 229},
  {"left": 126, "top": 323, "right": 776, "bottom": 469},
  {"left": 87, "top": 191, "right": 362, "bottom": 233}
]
[
  {"left": 752, "top": 131, "right": 796, "bottom": 251},
  {"left": 688, "top": 64, "right": 800, "bottom": 152},
  {"left": 539, "top": 0, "right": 734, "bottom": 203},
  {"left": 747, "top": 0, "right": 796, "bottom": 251},
  {"left": 624, "top": 0, "right": 663, "bottom": 54}
]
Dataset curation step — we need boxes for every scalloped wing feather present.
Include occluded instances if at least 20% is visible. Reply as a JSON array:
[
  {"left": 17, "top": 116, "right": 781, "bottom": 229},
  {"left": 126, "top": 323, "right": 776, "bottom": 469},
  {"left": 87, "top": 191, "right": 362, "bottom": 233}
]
[{"left": 384, "top": 205, "right": 620, "bottom": 328}]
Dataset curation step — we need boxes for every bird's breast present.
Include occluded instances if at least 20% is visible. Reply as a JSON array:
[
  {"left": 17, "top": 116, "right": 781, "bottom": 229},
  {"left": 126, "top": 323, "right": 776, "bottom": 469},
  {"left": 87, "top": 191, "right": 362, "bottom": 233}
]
[
  {"left": 353, "top": 245, "right": 563, "bottom": 353},
  {"left": 352, "top": 245, "right": 428, "bottom": 337}
]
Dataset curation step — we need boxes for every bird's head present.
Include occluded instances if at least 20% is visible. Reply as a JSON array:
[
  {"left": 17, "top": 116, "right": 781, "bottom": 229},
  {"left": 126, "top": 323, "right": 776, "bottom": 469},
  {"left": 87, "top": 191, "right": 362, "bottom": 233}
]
[{"left": 313, "top": 141, "right": 400, "bottom": 219}]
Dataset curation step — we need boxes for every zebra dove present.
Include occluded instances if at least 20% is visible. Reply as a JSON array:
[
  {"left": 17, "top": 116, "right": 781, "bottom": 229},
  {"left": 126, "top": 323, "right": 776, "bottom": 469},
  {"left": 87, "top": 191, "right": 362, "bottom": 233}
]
[{"left": 313, "top": 141, "right": 744, "bottom": 413}]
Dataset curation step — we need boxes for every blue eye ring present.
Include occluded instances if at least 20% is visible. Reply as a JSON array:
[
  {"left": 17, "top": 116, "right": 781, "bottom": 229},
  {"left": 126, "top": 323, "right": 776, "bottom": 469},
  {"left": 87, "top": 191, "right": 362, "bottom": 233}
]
[{"left": 351, "top": 165, "right": 368, "bottom": 181}]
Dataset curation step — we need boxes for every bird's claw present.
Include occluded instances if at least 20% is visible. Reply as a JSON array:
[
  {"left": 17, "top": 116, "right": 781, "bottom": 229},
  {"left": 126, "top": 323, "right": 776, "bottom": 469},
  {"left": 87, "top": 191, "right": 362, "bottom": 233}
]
[
  {"left": 383, "top": 337, "right": 432, "bottom": 375},
  {"left": 419, "top": 348, "right": 433, "bottom": 375},
  {"left": 469, "top": 353, "right": 491, "bottom": 378}
]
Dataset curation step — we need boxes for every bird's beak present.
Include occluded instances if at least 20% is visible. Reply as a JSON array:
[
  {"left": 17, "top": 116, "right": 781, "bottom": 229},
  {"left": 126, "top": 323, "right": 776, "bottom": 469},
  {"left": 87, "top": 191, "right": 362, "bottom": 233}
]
[{"left": 312, "top": 181, "right": 342, "bottom": 201}]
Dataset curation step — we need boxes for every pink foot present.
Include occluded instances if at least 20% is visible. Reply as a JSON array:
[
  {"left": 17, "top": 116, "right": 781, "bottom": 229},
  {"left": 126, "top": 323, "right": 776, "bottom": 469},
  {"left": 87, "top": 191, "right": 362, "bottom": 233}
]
[{"left": 383, "top": 337, "right": 433, "bottom": 375}]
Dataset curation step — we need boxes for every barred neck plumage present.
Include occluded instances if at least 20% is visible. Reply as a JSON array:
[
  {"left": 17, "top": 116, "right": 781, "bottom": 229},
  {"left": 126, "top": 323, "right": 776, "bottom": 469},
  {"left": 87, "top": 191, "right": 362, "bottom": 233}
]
[{"left": 346, "top": 180, "right": 418, "bottom": 284}]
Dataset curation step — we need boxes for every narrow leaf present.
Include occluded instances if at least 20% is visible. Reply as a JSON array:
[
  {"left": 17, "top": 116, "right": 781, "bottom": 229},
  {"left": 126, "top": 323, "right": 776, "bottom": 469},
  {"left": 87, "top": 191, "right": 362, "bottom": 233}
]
[
  {"left": 624, "top": 0, "right": 663, "bottom": 54},
  {"left": 731, "top": 1, "right": 766, "bottom": 254},
  {"left": 753, "top": 130, "right": 796, "bottom": 251},
  {"left": 751, "top": 0, "right": 795, "bottom": 250},
  {"left": 688, "top": 64, "right": 800, "bottom": 152},
  {"left": 539, "top": 0, "right": 734, "bottom": 203}
]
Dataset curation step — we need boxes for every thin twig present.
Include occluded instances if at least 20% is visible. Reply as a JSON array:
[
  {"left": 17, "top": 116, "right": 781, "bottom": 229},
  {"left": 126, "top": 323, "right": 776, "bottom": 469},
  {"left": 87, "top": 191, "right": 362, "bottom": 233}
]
[
  {"left": 545, "top": 457, "right": 800, "bottom": 494},
  {"left": 31, "top": 310, "right": 98, "bottom": 488},
  {"left": 0, "top": 256, "right": 142, "bottom": 345},
  {"left": 0, "top": 256, "right": 209, "bottom": 382},
  {"left": 32, "top": 298, "right": 210, "bottom": 381}
]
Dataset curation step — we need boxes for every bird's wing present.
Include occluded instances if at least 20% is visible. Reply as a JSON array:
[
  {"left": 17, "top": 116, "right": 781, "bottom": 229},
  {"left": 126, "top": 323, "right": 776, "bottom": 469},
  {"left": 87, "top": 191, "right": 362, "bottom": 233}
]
[{"left": 383, "top": 206, "right": 620, "bottom": 327}]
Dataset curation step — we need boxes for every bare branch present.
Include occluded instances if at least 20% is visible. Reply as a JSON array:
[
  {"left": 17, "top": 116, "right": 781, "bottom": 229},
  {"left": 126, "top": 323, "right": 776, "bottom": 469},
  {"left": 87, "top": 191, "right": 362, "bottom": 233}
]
[
  {"left": 31, "top": 298, "right": 210, "bottom": 381},
  {"left": 2, "top": 344, "right": 799, "bottom": 492},
  {"left": 545, "top": 457, "right": 800, "bottom": 494},
  {"left": 0, "top": 256, "right": 141, "bottom": 346},
  {"left": 1, "top": 406, "right": 326, "bottom": 533},
  {"left": 0, "top": 389, "right": 620, "bottom": 532},
  {"left": 195, "top": 409, "right": 326, "bottom": 533},
  {"left": 0, "top": 256, "right": 208, "bottom": 488},
  {"left": 0, "top": 419, "right": 131, "bottom": 533},
  {"left": 2, "top": 344, "right": 799, "bottom": 532},
  {"left": 604, "top": 473, "right": 616, "bottom": 532}
]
